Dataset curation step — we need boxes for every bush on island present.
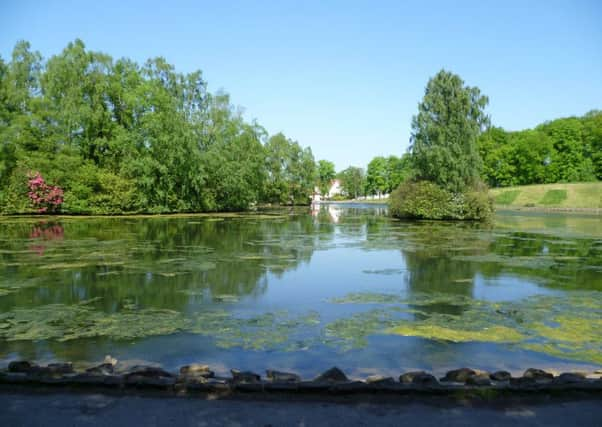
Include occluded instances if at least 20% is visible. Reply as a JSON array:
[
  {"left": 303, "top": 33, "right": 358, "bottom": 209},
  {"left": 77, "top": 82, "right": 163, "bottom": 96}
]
[{"left": 389, "top": 180, "right": 494, "bottom": 221}]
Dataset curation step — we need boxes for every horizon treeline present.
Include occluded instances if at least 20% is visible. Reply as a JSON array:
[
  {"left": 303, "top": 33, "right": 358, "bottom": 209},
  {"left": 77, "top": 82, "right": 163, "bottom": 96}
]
[
  {"left": 340, "top": 110, "right": 601, "bottom": 198},
  {"left": 478, "top": 111, "right": 602, "bottom": 187},
  {"left": 1, "top": 40, "right": 600, "bottom": 214},
  {"left": 0, "top": 40, "right": 318, "bottom": 214}
]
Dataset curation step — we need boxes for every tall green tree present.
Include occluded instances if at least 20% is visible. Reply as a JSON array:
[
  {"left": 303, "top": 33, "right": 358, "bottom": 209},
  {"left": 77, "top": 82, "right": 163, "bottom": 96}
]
[
  {"left": 0, "top": 57, "right": 14, "bottom": 188},
  {"left": 538, "top": 117, "right": 596, "bottom": 182},
  {"left": 365, "top": 156, "right": 387, "bottom": 196},
  {"left": 264, "top": 133, "right": 291, "bottom": 204},
  {"left": 317, "top": 159, "right": 336, "bottom": 196},
  {"left": 510, "top": 130, "right": 555, "bottom": 185},
  {"left": 289, "top": 146, "right": 317, "bottom": 203},
  {"left": 478, "top": 127, "right": 516, "bottom": 187},
  {"left": 582, "top": 110, "right": 602, "bottom": 180},
  {"left": 338, "top": 166, "right": 365, "bottom": 199},
  {"left": 385, "top": 154, "right": 412, "bottom": 192},
  {"left": 410, "top": 70, "right": 489, "bottom": 193},
  {"left": 263, "top": 132, "right": 316, "bottom": 204}
]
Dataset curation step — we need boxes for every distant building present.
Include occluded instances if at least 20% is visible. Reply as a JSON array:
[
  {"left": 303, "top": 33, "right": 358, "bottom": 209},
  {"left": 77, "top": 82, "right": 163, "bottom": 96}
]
[
  {"left": 311, "top": 179, "right": 343, "bottom": 202},
  {"left": 327, "top": 179, "right": 342, "bottom": 198}
]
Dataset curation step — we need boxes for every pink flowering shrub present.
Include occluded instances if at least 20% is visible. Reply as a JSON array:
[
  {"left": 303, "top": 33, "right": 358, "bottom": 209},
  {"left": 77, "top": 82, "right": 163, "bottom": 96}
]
[{"left": 27, "top": 171, "right": 64, "bottom": 213}]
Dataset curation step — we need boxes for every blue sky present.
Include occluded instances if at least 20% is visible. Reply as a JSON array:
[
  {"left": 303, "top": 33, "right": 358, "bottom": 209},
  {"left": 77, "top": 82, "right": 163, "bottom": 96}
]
[{"left": 1, "top": 0, "right": 601, "bottom": 170}]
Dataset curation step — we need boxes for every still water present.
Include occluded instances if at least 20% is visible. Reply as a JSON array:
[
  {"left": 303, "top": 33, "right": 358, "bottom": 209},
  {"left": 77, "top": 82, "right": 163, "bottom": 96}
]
[{"left": 1, "top": 204, "right": 601, "bottom": 377}]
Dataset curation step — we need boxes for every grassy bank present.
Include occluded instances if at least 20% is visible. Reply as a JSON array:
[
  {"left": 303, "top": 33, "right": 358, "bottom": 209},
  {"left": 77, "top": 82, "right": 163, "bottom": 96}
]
[{"left": 490, "top": 183, "right": 601, "bottom": 210}]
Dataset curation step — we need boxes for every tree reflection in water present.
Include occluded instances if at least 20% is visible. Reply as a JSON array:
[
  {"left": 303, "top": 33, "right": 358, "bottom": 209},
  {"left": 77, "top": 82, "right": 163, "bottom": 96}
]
[{"left": 0, "top": 207, "right": 600, "bottom": 369}]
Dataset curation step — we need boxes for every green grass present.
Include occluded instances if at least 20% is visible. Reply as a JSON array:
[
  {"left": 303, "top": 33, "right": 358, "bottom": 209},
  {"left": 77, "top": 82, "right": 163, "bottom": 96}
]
[
  {"left": 539, "top": 189, "right": 568, "bottom": 205},
  {"left": 489, "top": 182, "right": 602, "bottom": 209},
  {"left": 495, "top": 190, "right": 521, "bottom": 205}
]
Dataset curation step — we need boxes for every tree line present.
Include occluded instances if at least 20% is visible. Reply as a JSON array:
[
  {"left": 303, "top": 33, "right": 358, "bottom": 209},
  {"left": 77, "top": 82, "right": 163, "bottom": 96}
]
[
  {"left": 478, "top": 111, "right": 602, "bottom": 187},
  {"left": 1, "top": 40, "right": 599, "bottom": 214},
  {"left": 0, "top": 40, "right": 319, "bottom": 213},
  {"left": 387, "top": 69, "right": 600, "bottom": 221},
  {"left": 334, "top": 155, "right": 412, "bottom": 199},
  {"left": 336, "top": 112, "right": 601, "bottom": 200}
]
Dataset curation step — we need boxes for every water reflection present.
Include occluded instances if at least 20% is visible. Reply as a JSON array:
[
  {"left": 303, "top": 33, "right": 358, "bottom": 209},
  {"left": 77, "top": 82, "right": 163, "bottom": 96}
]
[
  {"left": 0, "top": 205, "right": 600, "bottom": 370},
  {"left": 0, "top": 213, "right": 322, "bottom": 312},
  {"left": 28, "top": 221, "right": 64, "bottom": 256},
  {"left": 402, "top": 250, "right": 475, "bottom": 316}
]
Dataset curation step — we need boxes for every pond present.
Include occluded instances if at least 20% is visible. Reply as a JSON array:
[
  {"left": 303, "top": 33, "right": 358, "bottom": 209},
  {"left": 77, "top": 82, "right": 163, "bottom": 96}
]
[{"left": 0, "top": 204, "right": 601, "bottom": 377}]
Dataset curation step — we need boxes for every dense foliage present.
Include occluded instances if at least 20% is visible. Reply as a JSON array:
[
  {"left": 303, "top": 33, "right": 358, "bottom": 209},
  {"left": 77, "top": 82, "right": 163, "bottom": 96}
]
[
  {"left": 389, "top": 181, "right": 494, "bottom": 221},
  {"left": 316, "top": 160, "right": 336, "bottom": 196},
  {"left": 0, "top": 40, "right": 317, "bottom": 214},
  {"left": 410, "top": 70, "right": 489, "bottom": 193},
  {"left": 262, "top": 133, "right": 316, "bottom": 205},
  {"left": 390, "top": 70, "right": 493, "bottom": 221},
  {"left": 337, "top": 166, "right": 366, "bottom": 199},
  {"left": 2, "top": 40, "right": 598, "bottom": 215},
  {"left": 478, "top": 111, "right": 602, "bottom": 187},
  {"left": 331, "top": 154, "right": 412, "bottom": 200},
  {"left": 364, "top": 155, "right": 412, "bottom": 196}
]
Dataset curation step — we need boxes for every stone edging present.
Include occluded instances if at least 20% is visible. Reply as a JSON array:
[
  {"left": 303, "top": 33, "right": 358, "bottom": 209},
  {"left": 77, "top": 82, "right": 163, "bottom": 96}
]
[{"left": 2, "top": 360, "right": 602, "bottom": 397}]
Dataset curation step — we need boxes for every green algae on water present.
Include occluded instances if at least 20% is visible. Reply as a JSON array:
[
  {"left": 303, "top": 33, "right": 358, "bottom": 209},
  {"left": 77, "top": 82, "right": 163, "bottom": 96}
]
[
  {"left": 0, "top": 303, "right": 192, "bottom": 342},
  {"left": 322, "top": 291, "right": 602, "bottom": 364},
  {"left": 387, "top": 324, "right": 525, "bottom": 343},
  {"left": 329, "top": 293, "right": 405, "bottom": 304},
  {"left": 0, "top": 300, "right": 322, "bottom": 352},
  {"left": 322, "top": 309, "right": 398, "bottom": 350}
]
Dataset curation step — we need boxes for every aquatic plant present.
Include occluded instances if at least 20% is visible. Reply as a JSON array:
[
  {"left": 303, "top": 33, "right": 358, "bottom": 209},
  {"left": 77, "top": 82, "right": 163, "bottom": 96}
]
[
  {"left": 387, "top": 324, "right": 524, "bottom": 343},
  {"left": 0, "top": 300, "right": 322, "bottom": 352},
  {"left": 322, "top": 291, "right": 602, "bottom": 365}
]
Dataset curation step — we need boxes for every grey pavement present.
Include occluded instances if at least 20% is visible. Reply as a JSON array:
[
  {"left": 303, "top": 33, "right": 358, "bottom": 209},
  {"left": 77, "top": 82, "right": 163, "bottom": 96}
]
[{"left": 0, "top": 391, "right": 601, "bottom": 427}]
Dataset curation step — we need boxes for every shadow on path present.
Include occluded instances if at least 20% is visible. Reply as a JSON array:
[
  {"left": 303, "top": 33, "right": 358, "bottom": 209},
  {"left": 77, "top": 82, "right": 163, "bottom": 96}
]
[{"left": 1, "top": 391, "right": 600, "bottom": 427}]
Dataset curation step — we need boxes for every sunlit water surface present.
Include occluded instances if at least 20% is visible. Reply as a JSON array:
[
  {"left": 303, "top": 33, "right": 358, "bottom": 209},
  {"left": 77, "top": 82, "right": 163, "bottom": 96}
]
[{"left": 1, "top": 204, "right": 601, "bottom": 377}]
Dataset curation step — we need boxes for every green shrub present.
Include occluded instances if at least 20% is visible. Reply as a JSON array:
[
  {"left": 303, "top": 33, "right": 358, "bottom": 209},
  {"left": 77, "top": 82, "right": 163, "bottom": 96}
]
[
  {"left": 461, "top": 183, "right": 496, "bottom": 221},
  {"left": 389, "top": 181, "right": 494, "bottom": 221},
  {"left": 0, "top": 156, "right": 143, "bottom": 215},
  {"left": 539, "top": 189, "right": 567, "bottom": 205},
  {"left": 389, "top": 181, "right": 450, "bottom": 219},
  {"left": 495, "top": 190, "right": 521, "bottom": 205},
  {"left": 0, "top": 166, "right": 30, "bottom": 214}
]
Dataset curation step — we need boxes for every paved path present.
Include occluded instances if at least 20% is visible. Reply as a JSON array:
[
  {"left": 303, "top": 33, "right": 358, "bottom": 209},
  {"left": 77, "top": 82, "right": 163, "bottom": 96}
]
[{"left": 1, "top": 391, "right": 600, "bottom": 426}]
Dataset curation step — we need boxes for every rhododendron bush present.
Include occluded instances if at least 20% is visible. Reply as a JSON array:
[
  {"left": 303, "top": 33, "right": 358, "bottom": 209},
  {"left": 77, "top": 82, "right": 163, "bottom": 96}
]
[{"left": 27, "top": 172, "right": 64, "bottom": 213}]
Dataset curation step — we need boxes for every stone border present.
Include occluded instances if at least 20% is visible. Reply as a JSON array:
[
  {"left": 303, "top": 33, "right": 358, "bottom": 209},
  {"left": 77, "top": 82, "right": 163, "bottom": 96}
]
[{"left": 1, "top": 361, "right": 601, "bottom": 398}]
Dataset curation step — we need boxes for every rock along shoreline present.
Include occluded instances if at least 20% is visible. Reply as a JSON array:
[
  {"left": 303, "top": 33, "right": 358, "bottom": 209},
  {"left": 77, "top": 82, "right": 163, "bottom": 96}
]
[{"left": 2, "top": 359, "right": 602, "bottom": 399}]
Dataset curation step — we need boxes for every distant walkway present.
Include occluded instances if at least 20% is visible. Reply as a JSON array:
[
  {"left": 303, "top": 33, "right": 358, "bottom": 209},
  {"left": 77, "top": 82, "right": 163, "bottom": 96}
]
[{"left": 1, "top": 391, "right": 600, "bottom": 426}]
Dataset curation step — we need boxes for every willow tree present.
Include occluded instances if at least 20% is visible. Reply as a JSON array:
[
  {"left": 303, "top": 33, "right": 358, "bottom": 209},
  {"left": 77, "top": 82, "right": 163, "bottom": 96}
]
[{"left": 410, "top": 70, "right": 489, "bottom": 193}]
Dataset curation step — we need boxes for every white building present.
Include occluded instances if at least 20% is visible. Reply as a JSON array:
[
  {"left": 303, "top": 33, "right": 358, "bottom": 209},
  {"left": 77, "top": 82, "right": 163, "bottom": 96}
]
[
  {"left": 311, "top": 179, "right": 343, "bottom": 202},
  {"left": 327, "top": 179, "right": 342, "bottom": 198}
]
